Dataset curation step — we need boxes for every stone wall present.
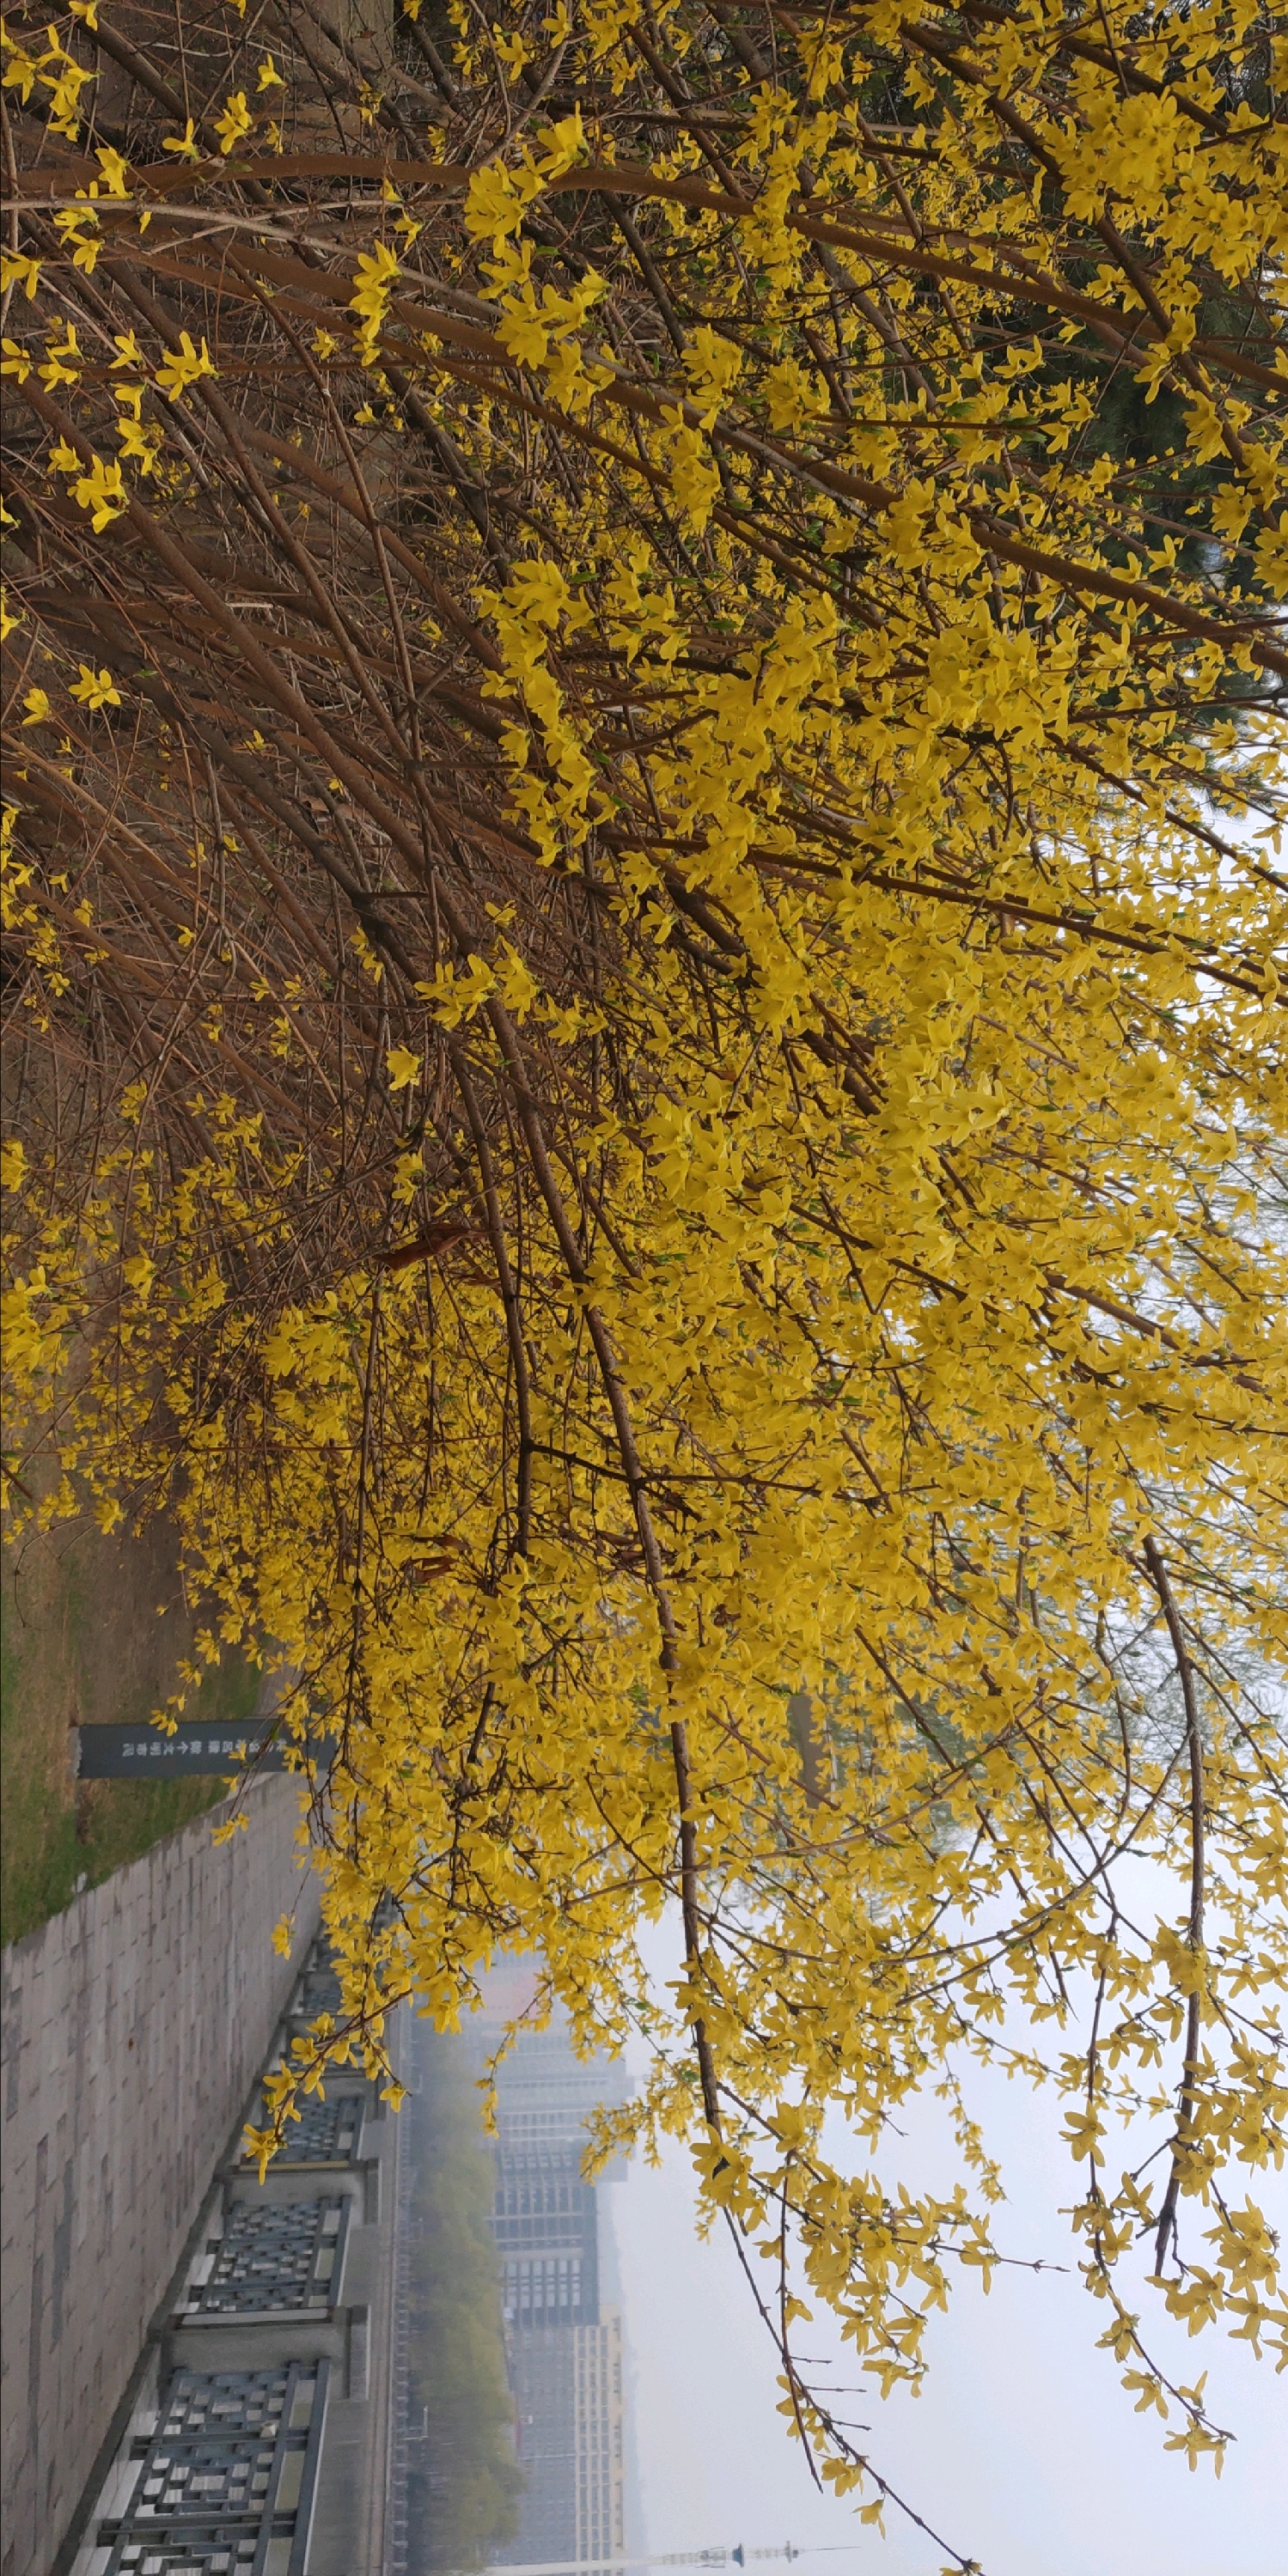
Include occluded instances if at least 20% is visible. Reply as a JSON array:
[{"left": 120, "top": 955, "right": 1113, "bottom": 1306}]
[{"left": 0, "top": 1773, "right": 321, "bottom": 2576}]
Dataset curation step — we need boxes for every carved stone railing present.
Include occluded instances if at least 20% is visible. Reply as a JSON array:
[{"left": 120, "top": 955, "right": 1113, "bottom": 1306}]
[{"left": 64, "top": 1929, "right": 403, "bottom": 2576}]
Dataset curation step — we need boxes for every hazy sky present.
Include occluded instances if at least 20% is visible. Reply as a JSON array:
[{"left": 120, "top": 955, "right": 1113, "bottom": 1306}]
[{"left": 599, "top": 1919, "right": 1285, "bottom": 2576}]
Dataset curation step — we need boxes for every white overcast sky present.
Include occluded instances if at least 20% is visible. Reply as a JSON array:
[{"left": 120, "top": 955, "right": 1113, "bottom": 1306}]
[{"left": 595, "top": 1912, "right": 1285, "bottom": 2576}]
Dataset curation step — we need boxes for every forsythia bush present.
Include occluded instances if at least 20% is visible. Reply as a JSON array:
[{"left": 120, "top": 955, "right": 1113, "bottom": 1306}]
[{"left": 2, "top": 0, "right": 1285, "bottom": 2541}]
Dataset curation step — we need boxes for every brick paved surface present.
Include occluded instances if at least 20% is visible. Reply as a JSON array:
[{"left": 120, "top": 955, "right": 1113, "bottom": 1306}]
[{"left": 0, "top": 1774, "right": 320, "bottom": 2576}]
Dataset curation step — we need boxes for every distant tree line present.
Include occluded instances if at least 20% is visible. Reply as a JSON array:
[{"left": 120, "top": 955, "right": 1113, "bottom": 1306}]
[{"left": 403, "top": 2034, "right": 524, "bottom": 2573}]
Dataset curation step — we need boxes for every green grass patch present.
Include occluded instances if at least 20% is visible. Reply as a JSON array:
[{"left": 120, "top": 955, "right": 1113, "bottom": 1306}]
[{"left": 1, "top": 1512, "right": 263, "bottom": 1949}]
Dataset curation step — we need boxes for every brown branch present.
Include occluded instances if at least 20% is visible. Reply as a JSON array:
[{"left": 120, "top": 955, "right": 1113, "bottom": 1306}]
[{"left": 1142, "top": 1538, "right": 1207, "bottom": 2277}]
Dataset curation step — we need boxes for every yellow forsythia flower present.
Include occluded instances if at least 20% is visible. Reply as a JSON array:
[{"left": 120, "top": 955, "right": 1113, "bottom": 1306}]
[
  {"left": 213, "top": 91, "right": 252, "bottom": 154},
  {"left": 70, "top": 664, "right": 121, "bottom": 711},
  {"left": 0, "top": 252, "right": 40, "bottom": 300},
  {"left": 73, "top": 459, "right": 127, "bottom": 531},
  {"left": 155, "top": 332, "right": 217, "bottom": 401}
]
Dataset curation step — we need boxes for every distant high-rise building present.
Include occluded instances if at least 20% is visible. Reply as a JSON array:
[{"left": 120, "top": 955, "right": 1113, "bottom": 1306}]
[
  {"left": 473, "top": 1984, "right": 629, "bottom": 2566},
  {"left": 493, "top": 2141, "right": 600, "bottom": 2327}
]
